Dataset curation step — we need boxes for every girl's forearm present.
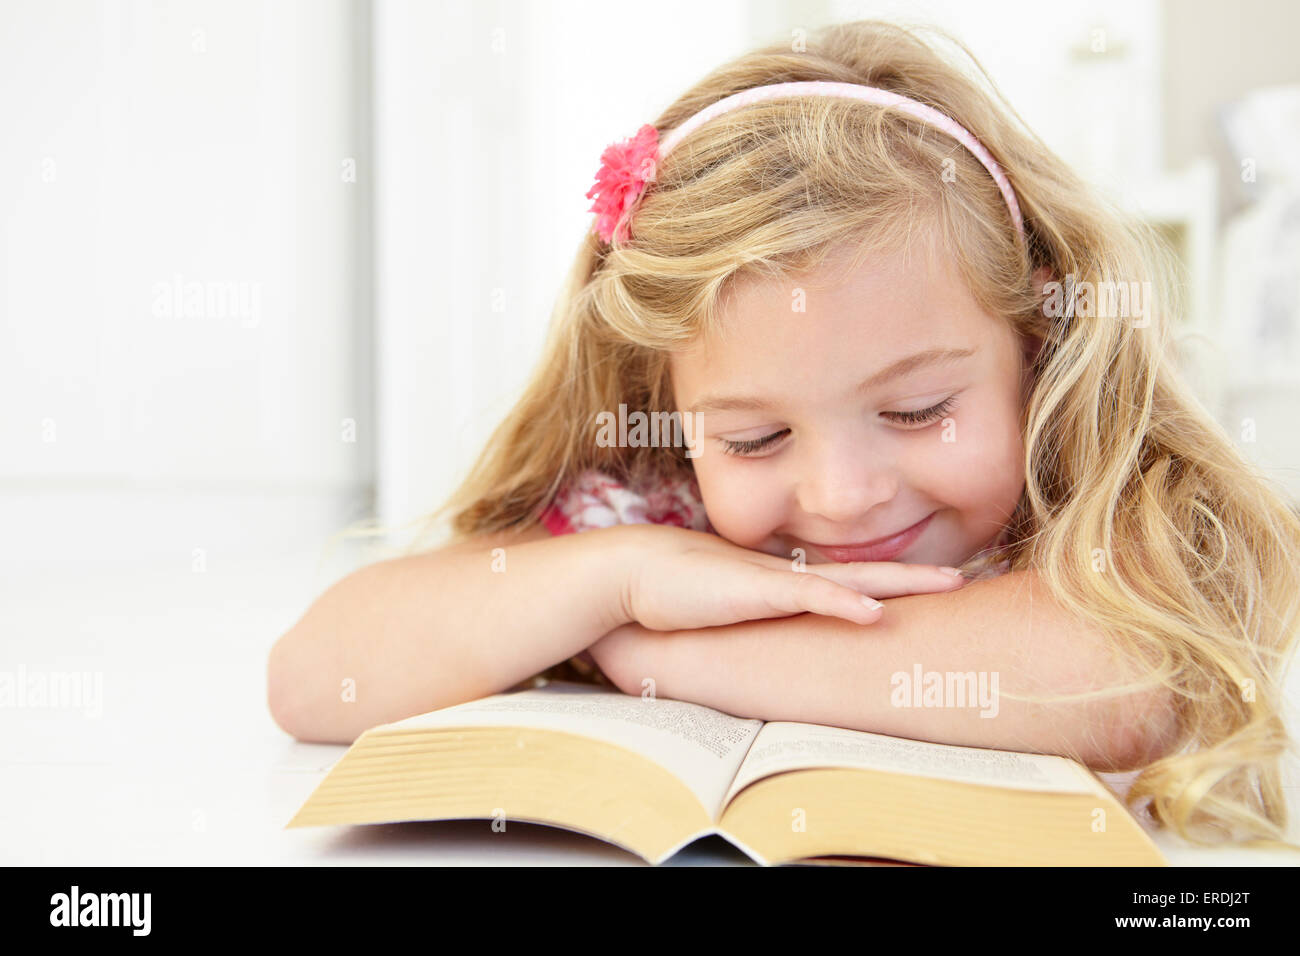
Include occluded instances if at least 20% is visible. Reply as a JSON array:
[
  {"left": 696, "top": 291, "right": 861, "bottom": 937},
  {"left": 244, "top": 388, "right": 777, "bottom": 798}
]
[
  {"left": 267, "top": 526, "right": 634, "bottom": 743},
  {"left": 619, "top": 569, "right": 1177, "bottom": 771}
]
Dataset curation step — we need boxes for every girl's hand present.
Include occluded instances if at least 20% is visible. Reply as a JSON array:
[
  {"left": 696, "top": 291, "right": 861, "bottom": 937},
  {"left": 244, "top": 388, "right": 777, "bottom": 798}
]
[{"left": 614, "top": 523, "right": 968, "bottom": 633}]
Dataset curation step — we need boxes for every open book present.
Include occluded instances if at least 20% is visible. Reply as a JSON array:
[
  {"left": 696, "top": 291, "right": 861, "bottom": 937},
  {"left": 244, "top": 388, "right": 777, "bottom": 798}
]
[{"left": 285, "top": 681, "right": 1166, "bottom": 866}]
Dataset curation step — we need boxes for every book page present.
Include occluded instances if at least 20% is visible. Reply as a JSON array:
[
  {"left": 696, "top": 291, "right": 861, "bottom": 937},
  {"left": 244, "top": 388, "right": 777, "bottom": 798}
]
[
  {"left": 722, "top": 721, "right": 1102, "bottom": 808},
  {"left": 385, "top": 682, "right": 762, "bottom": 817}
]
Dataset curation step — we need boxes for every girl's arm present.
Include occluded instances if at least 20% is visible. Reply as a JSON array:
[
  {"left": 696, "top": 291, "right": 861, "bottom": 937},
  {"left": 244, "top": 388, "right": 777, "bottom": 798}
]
[
  {"left": 590, "top": 568, "right": 1179, "bottom": 772},
  {"left": 267, "top": 524, "right": 636, "bottom": 744}
]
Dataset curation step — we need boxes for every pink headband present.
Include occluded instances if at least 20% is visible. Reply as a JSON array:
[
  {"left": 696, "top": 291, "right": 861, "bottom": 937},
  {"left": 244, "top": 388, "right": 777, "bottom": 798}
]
[{"left": 586, "top": 80, "right": 1025, "bottom": 246}]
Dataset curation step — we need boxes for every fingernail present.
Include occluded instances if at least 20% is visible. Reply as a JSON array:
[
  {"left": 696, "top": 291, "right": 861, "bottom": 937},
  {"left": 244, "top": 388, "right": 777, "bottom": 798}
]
[
  {"left": 939, "top": 566, "right": 964, "bottom": 576},
  {"left": 860, "top": 596, "right": 884, "bottom": 610}
]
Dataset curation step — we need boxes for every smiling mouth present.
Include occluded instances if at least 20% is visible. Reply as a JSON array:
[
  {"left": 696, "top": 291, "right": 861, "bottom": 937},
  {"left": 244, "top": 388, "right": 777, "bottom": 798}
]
[{"left": 803, "top": 512, "right": 936, "bottom": 562}]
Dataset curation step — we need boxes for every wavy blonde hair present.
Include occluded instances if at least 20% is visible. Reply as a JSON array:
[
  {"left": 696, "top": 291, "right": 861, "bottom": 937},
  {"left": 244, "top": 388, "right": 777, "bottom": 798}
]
[{"left": 336, "top": 19, "right": 1300, "bottom": 849}]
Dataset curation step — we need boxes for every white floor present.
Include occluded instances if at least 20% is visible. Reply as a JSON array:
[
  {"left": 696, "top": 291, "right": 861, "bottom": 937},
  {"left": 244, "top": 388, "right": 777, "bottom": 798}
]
[{"left": 2, "top": 547, "right": 1297, "bottom": 866}]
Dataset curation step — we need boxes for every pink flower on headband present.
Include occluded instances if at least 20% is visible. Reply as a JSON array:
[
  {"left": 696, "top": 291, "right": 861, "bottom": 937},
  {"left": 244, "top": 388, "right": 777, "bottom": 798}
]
[{"left": 586, "top": 123, "right": 660, "bottom": 244}]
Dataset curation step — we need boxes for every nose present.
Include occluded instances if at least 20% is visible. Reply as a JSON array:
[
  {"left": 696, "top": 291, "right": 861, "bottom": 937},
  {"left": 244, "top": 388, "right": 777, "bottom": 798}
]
[{"left": 795, "top": 434, "right": 899, "bottom": 524}]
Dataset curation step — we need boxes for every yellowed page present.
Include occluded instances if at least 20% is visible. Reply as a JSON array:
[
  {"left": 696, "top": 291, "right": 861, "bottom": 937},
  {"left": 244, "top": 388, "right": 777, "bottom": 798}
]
[
  {"left": 385, "top": 682, "right": 763, "bottom": 817},
  {"left": 722, "top": 721, "right": 1103, "bottom": 809}
]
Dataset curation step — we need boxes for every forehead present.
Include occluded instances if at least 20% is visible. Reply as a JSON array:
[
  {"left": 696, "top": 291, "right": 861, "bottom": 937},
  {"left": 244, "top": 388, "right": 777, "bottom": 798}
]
[{"left": 670, "top": 238, "right": 988, "bottom": 387}]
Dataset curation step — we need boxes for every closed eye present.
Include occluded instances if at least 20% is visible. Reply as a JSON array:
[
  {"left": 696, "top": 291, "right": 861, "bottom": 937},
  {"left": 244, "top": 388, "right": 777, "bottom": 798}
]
[
  {"left": 718, "top": 395, "right": 958, "bottom": 457},
  {"left": 883, "top": 394, "right": 958, "bottom": 426}
]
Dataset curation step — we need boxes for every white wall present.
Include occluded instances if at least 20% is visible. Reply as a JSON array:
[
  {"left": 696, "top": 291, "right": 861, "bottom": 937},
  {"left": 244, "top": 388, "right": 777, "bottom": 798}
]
[{"left": 0, "top": 0, "right": 371, "bottom": 564}]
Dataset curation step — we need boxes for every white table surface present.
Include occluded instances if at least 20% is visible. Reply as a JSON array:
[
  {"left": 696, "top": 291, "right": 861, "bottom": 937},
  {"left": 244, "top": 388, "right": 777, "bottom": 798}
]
[{"left": 3, "top": 549, "right": 1297, "bottom": 866}]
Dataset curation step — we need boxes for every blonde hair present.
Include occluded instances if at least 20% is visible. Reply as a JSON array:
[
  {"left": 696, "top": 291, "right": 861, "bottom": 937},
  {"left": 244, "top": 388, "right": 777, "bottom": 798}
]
[{"left": 337, "top": 19, "right": 1300, "bottom": 849}]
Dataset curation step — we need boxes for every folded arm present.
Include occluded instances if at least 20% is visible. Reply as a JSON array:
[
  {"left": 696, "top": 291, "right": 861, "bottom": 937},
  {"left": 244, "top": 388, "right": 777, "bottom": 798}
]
[{"left": 588, "top": 568, "right": 1179, "bottom": 772}]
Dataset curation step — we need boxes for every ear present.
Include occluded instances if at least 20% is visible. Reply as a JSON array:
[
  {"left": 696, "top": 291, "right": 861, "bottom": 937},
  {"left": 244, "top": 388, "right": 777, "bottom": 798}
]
[{"left": 1030, "top": 264, "right": 1054, "bottom": 301}]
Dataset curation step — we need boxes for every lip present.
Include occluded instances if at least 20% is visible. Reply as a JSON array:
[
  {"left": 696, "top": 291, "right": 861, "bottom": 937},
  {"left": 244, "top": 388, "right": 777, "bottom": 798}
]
[{"left": 807, "top": 512, "right": 936, "bottom": 563}]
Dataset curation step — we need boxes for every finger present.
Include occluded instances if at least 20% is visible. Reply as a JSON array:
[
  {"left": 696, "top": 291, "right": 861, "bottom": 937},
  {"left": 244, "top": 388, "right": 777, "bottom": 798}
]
[
  {"left": 733, "top": 547, "right": 966, "bottom": 592},
  {"left": 737, "top": 554, "right": 966, "bottom": 596},
  {"left": 754, "top": 566, "right": 886, "bottom": 625},
  {"left": 802, "top": 561, "right": 968, "bottom": 597}
]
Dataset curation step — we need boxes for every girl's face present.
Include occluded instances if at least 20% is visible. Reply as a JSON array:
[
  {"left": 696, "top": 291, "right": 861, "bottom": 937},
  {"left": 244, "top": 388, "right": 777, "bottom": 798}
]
[{"left": 669, "top": 239, "right": 1034, "bottom": 567}]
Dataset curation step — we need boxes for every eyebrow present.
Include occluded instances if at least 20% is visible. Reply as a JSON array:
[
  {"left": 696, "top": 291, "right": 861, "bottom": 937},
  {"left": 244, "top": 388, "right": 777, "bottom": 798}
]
[{"left": 686, "top": 346, "right": 978, "bottom": 414}]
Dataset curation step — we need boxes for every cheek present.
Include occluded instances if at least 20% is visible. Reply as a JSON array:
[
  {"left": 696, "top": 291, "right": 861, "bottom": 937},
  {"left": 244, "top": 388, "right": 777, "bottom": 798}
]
[
  {"left": 693, "top": 461, "right": 784, "bottom": 549},
  {"left": 918, "top": 402, "right": 1024, "bottom": 509},
  {"left": 941, "top": 400, "right": 1019, "bottom": 509}
]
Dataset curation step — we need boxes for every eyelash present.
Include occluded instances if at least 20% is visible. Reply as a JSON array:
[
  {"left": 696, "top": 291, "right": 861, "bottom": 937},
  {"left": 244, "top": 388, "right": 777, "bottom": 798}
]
[{"left": 719, "top": 396, "right": 959, "bottom": 457}]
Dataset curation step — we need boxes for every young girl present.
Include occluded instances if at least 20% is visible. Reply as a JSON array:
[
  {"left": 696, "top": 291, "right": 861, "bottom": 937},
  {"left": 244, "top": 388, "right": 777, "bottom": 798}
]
[{"left": 269, "top": 19, "right": 1300, "bottom": 851}]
